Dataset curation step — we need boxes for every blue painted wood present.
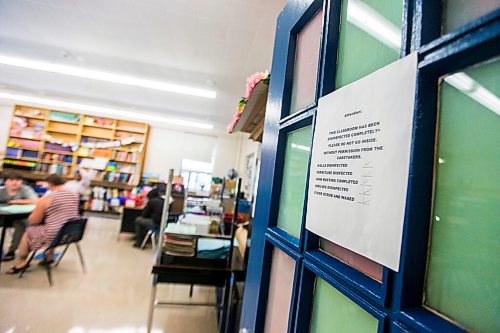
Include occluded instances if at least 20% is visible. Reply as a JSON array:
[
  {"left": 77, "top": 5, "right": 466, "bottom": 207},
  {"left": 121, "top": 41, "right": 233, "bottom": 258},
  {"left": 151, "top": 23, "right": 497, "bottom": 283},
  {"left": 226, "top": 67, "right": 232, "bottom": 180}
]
[
  {"left": 318, "top": 0, "right": 341, "bottom": 97},
  {"left": 304, "top": 251, "right": 384, "bottom": 305},
  {"left": 419, "top": 20, "right": 500, "bottom": 71},
  {"left": 266, "top": 227, "right": 301, "bottom": 258},
  {"left": 389, "top": 321, "right": 413, "bottom": 333},
  {"left": 279, "top": 107, "right": 315, "bottom": 129},
  {"left": 240, "top": 0, "right": 500, "bottom": 332},
  {"left": 239, "top": 1, "right": 320, "bottom": 331},
  {"left": 304, "top": 258, "right": 387, "bottom": 321},
  {"left": 293, "top": 263, "right": 316, "bottom": 333},
  {"left": 287, "top": 259, "right": 304, "bottom": 332},
  {"left": 408, "top": 0, "right": 442, "bottom": 52},
  {"left": 419, "top": 8, "right": 500, "bottom": 53},
  {"left": 388, "top": 67, "right": 438, "bottom": 312},
  {"left": 395, "top": 308, "right": 468, "bottom": 333}
]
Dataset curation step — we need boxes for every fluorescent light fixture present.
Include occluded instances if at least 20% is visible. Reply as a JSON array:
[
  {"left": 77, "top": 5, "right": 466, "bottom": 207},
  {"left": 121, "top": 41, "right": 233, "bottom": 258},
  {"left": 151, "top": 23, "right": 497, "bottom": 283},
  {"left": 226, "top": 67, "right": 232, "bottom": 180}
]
[
  {"left": 291, "top": 143, "right": 311, "bottom": 152},
  {"left": 0, "top": 54, "right": 216, "bottom": 99},
  {"left": 347, "top": 1, "right": 500, "bottom": 117},
  {"left": 444, "top": 73, "right": 500, "bottom": 116},
  {"left": 0, "top": 91, "right": 214, "bottom": 130},
  {"left": 347, "top": 0, "right": 402, "bottom": 51}
]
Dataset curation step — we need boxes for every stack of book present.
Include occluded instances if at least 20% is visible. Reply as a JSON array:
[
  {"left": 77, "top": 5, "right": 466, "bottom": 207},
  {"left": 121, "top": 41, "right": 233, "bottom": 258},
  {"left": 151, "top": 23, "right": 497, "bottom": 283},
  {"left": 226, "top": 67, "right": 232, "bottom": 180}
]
[{"left": 163, "top": 224, "right": 197, "bottom": 257}]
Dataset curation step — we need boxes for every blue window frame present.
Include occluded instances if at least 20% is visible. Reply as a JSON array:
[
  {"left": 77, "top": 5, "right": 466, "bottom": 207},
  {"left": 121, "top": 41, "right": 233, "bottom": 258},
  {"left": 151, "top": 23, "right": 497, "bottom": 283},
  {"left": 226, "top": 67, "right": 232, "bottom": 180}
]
[{"left": 240, "top": 1, "right": 500, "bottom": 332}]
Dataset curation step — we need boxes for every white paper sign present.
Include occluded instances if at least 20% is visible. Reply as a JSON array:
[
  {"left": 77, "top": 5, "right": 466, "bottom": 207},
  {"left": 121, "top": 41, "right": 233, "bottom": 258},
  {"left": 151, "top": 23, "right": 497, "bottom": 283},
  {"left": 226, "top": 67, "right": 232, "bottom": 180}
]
[{"left": 306, "top": 53, "right": 417, "bottom": 271}]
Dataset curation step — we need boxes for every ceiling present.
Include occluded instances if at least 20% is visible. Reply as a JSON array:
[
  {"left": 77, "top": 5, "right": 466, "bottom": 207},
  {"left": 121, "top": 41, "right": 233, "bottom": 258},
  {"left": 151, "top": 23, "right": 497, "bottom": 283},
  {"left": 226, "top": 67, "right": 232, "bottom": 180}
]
[{"left": 0, "top": 0, "right": 286, "bottom": 130}]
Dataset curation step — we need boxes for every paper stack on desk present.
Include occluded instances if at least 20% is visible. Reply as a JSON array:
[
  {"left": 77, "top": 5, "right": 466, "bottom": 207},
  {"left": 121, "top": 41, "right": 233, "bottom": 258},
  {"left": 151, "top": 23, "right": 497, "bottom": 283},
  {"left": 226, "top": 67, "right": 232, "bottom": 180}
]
[
  {"left": 180, "top": 214, "right": 211, "bottom": 234},
  {"left": 163, "top": 223, "right": 196, "bottom": 257}
]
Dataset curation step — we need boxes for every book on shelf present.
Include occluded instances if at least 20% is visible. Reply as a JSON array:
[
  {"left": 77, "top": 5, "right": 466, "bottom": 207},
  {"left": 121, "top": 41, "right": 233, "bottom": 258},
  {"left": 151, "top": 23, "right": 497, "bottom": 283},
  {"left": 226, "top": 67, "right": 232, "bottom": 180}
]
[
  {"left": 112, "top": 150, "right": 138, "bottom": 162},
  {"left": 8, "top": 138, "right": 42, "bottom": 150},
  {"left": 42, "top": 152, "right": 72, "bottom": 163}
]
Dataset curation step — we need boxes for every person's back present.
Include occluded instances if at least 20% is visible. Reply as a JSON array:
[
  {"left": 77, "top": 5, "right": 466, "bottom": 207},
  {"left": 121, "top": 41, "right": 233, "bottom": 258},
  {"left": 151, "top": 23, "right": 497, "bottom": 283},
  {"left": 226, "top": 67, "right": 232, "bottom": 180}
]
[
  {"left": 133, "top": 188, "right": 165, "bottom": 247},
  {"left": 143, "top": 196, "right": 165, "bottom": 226},
  {"left": 29, "top": 189, "right": 79, "bottom": 250}
]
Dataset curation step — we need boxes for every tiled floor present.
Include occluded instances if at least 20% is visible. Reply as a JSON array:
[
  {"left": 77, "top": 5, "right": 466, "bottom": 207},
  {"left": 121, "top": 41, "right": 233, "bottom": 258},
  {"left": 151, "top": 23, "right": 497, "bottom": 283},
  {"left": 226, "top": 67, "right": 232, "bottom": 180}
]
[{"left": 0, "top": 216, "right": 218, "bottom": 333}]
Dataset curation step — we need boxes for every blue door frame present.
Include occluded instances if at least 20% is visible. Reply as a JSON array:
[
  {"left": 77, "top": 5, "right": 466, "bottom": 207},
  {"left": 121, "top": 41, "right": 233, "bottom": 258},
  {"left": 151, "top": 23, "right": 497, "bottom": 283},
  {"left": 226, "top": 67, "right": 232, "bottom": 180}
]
[{"left": 240, "top": 1, "right": 500, "bottom": 332}]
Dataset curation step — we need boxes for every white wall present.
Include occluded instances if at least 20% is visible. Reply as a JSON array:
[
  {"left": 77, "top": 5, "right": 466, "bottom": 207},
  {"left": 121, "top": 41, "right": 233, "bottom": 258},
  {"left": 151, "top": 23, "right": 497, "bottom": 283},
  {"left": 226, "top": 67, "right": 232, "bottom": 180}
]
[
  {"left": 0, "top": 102, "right": 245, "bottom": 181},
  {"left": 236, "top": 134, "right": 261, "bottom": 197}
]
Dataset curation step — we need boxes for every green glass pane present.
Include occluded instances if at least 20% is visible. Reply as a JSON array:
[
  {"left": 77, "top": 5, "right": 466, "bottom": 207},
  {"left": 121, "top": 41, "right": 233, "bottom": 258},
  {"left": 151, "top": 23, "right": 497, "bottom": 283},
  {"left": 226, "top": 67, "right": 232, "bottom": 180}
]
[
  {"left": 336, "top": 0, "right": 403, "bottom": 88},
  {"left": 276, "top": 126, "right": 312, "bottom": 238},
  {"left": 425, "top": 59, "right": 500, "bottom": 333},
  {"left": 310, "top": 278, "right": 378, "bottom": 333}
]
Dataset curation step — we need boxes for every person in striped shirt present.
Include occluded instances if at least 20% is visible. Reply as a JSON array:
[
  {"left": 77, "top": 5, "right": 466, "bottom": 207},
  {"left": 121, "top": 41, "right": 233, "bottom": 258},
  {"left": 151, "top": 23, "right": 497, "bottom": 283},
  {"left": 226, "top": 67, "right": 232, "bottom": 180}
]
[{"left": 6, "top": 174, "right": 80, "bottom": 274}]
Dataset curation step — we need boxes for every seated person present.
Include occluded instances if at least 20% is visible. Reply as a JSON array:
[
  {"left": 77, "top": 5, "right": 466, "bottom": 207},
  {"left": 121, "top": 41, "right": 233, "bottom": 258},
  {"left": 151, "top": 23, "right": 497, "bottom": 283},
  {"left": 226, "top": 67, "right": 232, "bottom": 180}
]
[
  {"left": 133, "top": 188, "right": 165, "bottom": 248},
  {"left": 0, "top": 171, "right": 39, "bottom": 261},
  {"left": 6, "top": 174, "right": 80, "bottom": 274}
]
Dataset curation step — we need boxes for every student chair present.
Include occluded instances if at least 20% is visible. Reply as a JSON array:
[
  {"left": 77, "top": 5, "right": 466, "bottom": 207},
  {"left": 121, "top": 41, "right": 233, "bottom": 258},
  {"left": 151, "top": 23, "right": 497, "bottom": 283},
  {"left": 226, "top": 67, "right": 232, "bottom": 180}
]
[
  {"left": 19, "top": 218, "right": 88, "bottom": 286},
  {"left": 140, "top": 226, "right": 159, "bottom": 251}
]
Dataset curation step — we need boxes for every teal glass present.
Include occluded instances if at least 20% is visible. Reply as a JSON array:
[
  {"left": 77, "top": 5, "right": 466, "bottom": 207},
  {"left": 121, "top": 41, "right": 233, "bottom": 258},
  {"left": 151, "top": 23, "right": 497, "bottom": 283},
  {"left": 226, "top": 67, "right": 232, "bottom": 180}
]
[
  {"left": 276, "top": 126, "right": 312, "bottom": 238},
  {"left": 310, "top": 278, "right": 378, "bottom": 332},
  {"left": 425, "top": 59, "right": 500, "bottom": 333},
  {"left": 336, "top": 0, "right": 404, "bottom": 88}
]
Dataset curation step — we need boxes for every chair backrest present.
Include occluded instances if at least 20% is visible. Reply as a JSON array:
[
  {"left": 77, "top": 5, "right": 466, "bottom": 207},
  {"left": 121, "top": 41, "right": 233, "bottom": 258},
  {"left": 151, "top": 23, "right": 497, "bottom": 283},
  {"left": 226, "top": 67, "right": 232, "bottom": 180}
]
[{"left": 49, "top": 218, "right": 88, "bottom": 249}]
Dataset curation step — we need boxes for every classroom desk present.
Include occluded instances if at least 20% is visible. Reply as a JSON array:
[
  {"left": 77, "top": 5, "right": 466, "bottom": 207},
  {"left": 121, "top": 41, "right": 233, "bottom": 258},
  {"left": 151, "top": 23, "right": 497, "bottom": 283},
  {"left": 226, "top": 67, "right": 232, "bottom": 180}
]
[
  {"left": 0, "top": 204, "right": 34, "bottom": 270},
  {"left": 118, "top": 206, "right": 144, "bottom": 238},
  {"left": 148, "top": 229, "right": 246, "bottom": 333}
]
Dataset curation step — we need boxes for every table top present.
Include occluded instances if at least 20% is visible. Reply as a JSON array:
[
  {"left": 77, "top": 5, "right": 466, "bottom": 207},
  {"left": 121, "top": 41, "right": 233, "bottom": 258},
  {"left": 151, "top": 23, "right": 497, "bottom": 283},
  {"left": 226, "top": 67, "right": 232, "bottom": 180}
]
[{"left": 0, "top": 203, "right": 36, "bottom": 216}]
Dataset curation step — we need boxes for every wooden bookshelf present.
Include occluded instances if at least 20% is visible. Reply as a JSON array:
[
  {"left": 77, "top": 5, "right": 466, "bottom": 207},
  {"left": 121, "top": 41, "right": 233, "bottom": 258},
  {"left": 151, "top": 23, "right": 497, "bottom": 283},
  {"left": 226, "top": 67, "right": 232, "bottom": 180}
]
[{"left": 2, "top": 105, "right": 149, "bottom": 187}]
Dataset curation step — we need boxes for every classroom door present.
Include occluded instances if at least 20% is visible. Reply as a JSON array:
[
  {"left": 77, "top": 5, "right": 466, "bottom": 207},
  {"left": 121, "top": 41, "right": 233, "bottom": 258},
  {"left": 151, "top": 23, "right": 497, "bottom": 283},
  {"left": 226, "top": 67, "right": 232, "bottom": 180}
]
[{"left": 240, "top": 0, "right": 500, "bottom": 332}]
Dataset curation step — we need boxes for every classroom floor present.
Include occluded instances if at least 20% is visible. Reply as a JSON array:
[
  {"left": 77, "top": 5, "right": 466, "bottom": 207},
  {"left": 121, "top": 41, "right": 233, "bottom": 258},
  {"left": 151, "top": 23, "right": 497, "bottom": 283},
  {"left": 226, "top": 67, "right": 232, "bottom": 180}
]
[{"left": 0, "top": 215, "right": 218, "bottom": 333}]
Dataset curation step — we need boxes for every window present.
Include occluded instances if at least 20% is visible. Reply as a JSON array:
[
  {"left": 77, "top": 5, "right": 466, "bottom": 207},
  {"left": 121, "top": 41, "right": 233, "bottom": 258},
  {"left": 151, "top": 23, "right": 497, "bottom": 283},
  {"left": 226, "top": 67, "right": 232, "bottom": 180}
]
[
  {"left": 424, "top": 58, "right": 500, "bottom": 333},
  {"left": 180, "top": 159, "right": 213, "bottom": 194}
]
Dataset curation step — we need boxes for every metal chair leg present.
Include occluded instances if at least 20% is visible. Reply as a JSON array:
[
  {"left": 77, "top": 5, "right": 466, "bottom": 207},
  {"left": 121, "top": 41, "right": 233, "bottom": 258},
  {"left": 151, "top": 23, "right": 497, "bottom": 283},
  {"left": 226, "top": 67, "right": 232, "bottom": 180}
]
[
  {"left": 141, "top": 230, "right": 153, "bottom": 250},
  {"left": 151, "top": 232, "right": 157, "bottom": 252},
  {"left": 19, "top": 250, "right": 37, "bottom": 278},
  {"left": 75, "top": 243, "right": 86, "bottom": 273},
  {"left": 45, "top": 258, "right": 53, "bottom": 286},
  {"left": 189, "top": 284, "right": 194, "bottom": 298},
  {"left": 54, "top": 244, "right": 70, "bottom": 267},
  {"left": 147, "top": 274, "right": 158, "bottom": 333}
]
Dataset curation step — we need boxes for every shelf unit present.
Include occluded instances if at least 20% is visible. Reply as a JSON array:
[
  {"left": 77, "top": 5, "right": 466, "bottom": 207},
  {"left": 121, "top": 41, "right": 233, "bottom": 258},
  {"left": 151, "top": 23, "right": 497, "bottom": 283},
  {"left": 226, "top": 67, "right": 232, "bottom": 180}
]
[
  {"left": 231, "top": 80, "right": 269, "bottom": 142},
  {"left": 2, "top": 105, "right": 149, "bottom": 187}
]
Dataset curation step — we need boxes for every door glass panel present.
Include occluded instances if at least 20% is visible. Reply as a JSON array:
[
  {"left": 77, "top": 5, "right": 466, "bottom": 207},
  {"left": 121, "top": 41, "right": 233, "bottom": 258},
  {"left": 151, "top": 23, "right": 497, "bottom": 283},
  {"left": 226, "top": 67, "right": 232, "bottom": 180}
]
[
  {"left": 442, "top": 0, "right": 499, "bottom": 34},
  {"left": 320, "top": 239, "right": 383, "bottom": 281},
  {"left": 425, "top": 59, "right": 500, "bottom": 333},
  {"left": 289, "top": 9, "right": 323, "bottom": 114},
  {"left": 264, "top": 248, "right": 296, "bottom": 333},
  {"left": 336, "top": 0, "right": 404, "bottom": 88},
  {"left": 310, "top": 277, "right": 378, "bottom": 332},
  {"left": 277, "top": 126, "right": 312, "bottom": 238}
]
